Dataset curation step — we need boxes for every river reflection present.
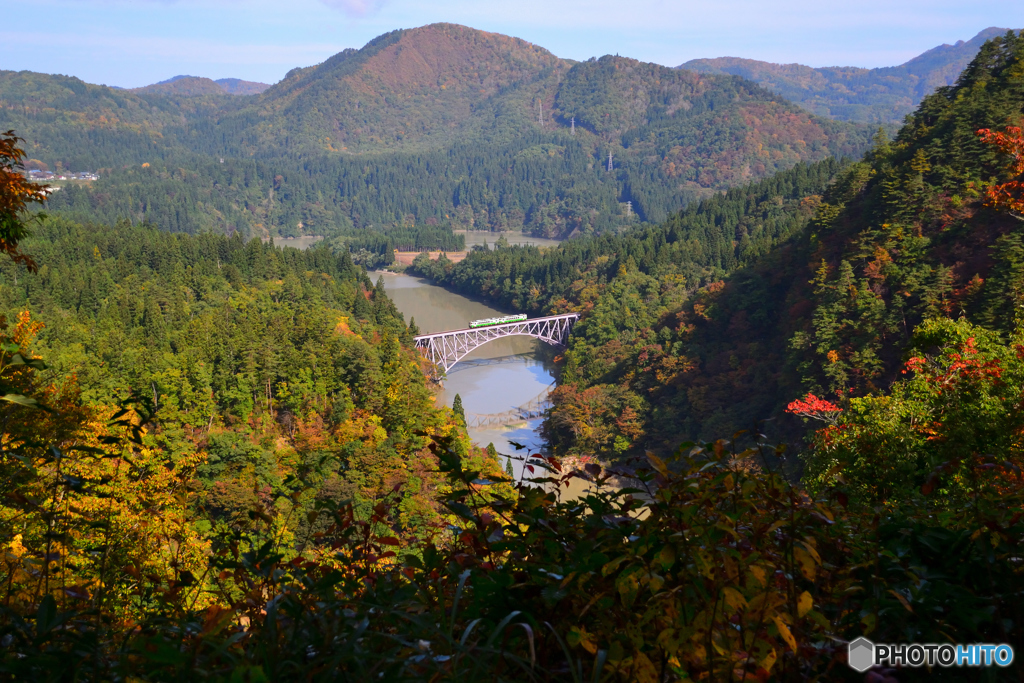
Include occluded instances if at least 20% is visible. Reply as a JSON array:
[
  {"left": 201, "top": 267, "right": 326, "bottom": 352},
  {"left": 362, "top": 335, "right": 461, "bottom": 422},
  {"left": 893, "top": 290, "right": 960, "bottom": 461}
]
[{"left": 376, "top": 272, "right": 554, "bottom": 477}]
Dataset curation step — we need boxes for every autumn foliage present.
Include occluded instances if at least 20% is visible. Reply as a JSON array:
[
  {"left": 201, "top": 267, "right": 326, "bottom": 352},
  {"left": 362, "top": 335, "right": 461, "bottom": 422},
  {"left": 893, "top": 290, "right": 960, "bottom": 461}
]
[
  {"left": 0, "top": 131, "right": 43, "bottom": 270},
  {"left": 978, "top": 124, "right": 1024, "bottom": 216},
  {"left": 802, "top": 318, "right": 1024, "bottom": 507},
  {"left": 785, "top": 393, "right": 841, "bottom": 423}
]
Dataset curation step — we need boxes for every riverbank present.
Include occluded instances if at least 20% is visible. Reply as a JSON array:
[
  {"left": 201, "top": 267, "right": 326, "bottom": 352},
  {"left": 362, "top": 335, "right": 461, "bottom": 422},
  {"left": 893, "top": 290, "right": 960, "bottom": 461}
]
[
  {"left": 455, "top": 230, "right": 562, "bottom": 249},
  {"left": 392, "top": 250, "right": 467, "bottom": 265}
]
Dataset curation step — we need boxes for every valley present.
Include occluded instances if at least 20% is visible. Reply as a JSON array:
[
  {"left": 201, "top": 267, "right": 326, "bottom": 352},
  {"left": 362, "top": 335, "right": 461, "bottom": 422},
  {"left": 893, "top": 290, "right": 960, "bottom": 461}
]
[{"left": 0, "top": 17, "right": 1022, "bottom": 682}]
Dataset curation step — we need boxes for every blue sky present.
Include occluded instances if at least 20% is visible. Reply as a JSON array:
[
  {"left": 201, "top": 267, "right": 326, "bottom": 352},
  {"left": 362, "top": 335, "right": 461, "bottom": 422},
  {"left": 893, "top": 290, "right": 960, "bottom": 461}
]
[{"left": 4, "top": 0, "right": 1022, "bottom": 88}]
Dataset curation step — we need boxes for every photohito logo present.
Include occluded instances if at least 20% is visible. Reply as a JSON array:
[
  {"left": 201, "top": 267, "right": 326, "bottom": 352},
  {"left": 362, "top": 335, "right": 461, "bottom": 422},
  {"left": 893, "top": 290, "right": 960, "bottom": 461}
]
[{"left": 847, "top": 638, "right": 1014, "bottom": 672}]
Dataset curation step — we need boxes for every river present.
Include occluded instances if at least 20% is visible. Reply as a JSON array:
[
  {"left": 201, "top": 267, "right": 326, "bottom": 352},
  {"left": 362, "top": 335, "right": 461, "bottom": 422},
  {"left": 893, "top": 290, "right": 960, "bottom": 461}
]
[
  {"left": 273, "top": 232, "right": 562, "bottom": 479},
  {"left": 376, "top": 272, "right": 555, "bottom": 478}
]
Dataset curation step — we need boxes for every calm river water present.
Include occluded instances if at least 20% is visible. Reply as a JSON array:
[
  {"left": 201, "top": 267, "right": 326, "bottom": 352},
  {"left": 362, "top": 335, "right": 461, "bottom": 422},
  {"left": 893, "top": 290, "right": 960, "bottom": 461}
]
[
  {"left": 376, "top": 272, "right": 555, "bottom": 477},
  {"left": 273, "top": 233, "right": 561, "bottom": 478}
]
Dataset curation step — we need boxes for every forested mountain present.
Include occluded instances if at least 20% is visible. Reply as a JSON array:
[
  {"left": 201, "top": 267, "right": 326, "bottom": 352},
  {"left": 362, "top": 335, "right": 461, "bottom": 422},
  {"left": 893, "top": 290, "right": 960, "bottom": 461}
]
[
  {"left": 3, "top": 23, "right": 872, "bottom": 238},
  {"left": 133, "top": 75, "right": 271, "bottom": 96},
  {"left": 415, "top": 30, "right": 1024, "bottom": 458},
  {"left": 0, "top": 218, "right": 490, "bottom": 535},
  {"left": 682, "top": 26, "right": 1015, "bottom": 125},
  {"left": 213, "top": 77, "right": 271, "bottom": 95},
  {"left": 133, "top": 76, "right": 231, "bottom": 97}
]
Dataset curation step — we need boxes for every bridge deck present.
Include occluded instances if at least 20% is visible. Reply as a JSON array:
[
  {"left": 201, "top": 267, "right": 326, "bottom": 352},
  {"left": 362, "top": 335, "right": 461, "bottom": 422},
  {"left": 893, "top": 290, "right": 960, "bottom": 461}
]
[
  {"left": 412, "top": 313, "right": 579, "bottom": 376},
  {"left": 412, "top": 313, "right": 580, "bottom": 342}
]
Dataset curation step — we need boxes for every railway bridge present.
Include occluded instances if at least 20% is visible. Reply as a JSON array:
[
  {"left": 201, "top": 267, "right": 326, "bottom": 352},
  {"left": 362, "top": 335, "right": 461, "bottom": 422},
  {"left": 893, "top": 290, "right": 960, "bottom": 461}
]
[{"left": 413, "top": 313, "right": 579, "bottom": 378}]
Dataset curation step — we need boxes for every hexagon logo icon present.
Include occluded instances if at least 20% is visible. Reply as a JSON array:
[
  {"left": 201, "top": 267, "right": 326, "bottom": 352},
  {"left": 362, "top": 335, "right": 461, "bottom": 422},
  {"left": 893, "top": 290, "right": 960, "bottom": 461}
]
[{"left": 848, "top": 637, "right": 875, "bottom": 672}]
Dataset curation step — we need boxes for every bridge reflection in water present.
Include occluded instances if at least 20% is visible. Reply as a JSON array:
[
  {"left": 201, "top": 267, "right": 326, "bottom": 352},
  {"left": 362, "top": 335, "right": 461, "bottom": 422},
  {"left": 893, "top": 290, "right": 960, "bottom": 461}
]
[
  {"left": 464, "top": 383, "right": 554, "bottom": 429},
  {"left": 446, "top": 354, "right": 543, "bottom": 373}
]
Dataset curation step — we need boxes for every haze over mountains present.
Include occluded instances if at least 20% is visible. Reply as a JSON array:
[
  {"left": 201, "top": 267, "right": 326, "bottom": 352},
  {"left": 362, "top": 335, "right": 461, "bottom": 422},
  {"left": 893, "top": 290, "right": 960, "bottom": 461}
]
[{"left": 682, "top": 27, "right": 1016, "bottom": 124}]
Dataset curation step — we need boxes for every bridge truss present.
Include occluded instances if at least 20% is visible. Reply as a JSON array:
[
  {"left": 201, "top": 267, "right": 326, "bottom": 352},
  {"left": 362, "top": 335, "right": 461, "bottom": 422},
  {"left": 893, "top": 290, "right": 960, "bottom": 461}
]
[{"left": 413, "top": 313, "right": 579, "bottom": 377}]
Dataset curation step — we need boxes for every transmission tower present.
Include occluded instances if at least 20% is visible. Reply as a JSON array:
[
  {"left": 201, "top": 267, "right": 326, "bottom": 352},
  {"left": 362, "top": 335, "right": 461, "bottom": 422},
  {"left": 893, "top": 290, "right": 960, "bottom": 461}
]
[
  {"left": 626, "top": 200, "right": 632, "bottom": 217},
  {"left": 571, "top": 116, "right": 575, "bottom": 135},
  {"left": 538, "top": 99, "right": 543, "bottom": 129},
  {"left": 607, "top": 151, "right": 613, "bottom": 172}
]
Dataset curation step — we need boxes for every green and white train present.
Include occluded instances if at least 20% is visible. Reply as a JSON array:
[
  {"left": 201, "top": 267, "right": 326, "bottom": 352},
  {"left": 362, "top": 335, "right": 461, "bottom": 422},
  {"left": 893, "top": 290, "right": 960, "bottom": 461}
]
[{"left": 469, "top": 314, "right": 527, "bottom": 328}]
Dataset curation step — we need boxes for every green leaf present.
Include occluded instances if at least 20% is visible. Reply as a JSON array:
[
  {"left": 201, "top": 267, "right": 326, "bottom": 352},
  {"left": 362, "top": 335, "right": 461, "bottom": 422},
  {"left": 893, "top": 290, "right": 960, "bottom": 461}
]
[{"left": 0, "top": 393, "right": 40, "bottom": 408}]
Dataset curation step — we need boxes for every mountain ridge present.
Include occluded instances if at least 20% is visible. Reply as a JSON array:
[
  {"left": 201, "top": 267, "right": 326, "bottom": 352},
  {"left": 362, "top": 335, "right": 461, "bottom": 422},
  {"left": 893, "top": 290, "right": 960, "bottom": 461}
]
[
  {"left": 133, "top": 74, "right": 271, "bottom": 96},
  {"left": 8, "top": 22, "right": 871, "bottom": 237},
  {"left": 680, "top": 27, "right": 1017, "bottom": 124}
]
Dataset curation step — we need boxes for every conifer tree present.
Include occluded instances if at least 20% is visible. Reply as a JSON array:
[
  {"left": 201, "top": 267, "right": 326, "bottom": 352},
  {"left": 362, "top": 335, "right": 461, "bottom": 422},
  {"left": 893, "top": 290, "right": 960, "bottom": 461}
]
[{"left": 452, "top": 393, "right": 466, "bottom": 425}]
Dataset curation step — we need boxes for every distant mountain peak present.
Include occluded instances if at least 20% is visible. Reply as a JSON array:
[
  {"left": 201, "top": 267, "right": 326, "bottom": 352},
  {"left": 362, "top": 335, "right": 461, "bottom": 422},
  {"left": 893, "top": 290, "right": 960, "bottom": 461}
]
[
  {"left": 282, "top": 23, "right": 563, "bottom": 95},
  {"left": 244, "top": 22, "right": 571, "bottom": 152},
  {"left": 135, "top": 75, "right": 271, "bottom": 96},
  {"left": 679, "top": 28, "right": 1019, "bottom": 124},
  {"left": 214, "top": 78, "right": 271, "bottom": 95},
  {"left": 155, "top": 75, "right": 199, "bottom": 85}
]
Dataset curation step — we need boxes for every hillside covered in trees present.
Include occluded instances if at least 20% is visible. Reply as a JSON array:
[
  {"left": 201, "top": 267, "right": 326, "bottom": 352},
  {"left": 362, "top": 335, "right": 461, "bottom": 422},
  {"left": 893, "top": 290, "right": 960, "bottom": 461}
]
[
  {"left": 5, "top": 23, "right": 871, "bottom": 239},
  {"left": 415, "top": 30, "right": 1024, "bottom": 460},
  {"left": 0, "top": 218, "right": 498, "bottom": 535},
  {"left": 132, "top": 75, "right": 271, "bottom": 96},
  {"left": 682, "top": 26, "right": 1016, "bottom": 125}
]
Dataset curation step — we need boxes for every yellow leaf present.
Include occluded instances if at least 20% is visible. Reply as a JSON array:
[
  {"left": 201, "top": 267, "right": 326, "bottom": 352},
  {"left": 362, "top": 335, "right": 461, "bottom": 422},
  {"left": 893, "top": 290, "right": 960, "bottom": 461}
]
[
  {"left": 656, "top": 545, "right": 675, "bottom": 570},
  {"left": 715, "top": 522, "right": 740, "bottom": 540},
  {"left": 793, "top": 546, "right": 817, "bottom": 581},
  {"left": 760, "top": 648, "right": 777, "bottom": 672},
  {"left": 602, "top": 556, "right": 627, "bottom": 577},
  {"left": 568, "top": 626, "right": 598, "bottom": 654},
  {"left": 722, "top": 587, "right": 747, "bottom": 613},
  {"left": 633, "top": 651, "right": 659, "bottom": 683},
  {"left": 748, "top": 565, "right": 767, "bottom": 587},
  {"left": 771, "top": 616, "right": 797, "bottom": 653},
  {"left": 617, "top": 572, "right": 639, "bottom": 607},
  {"left": 797, "top": 591, "right": 813, "bottom": 617},
  {"left": 889, "top": 589, "right": 914, "bottom": 613},
  {"left": 798, "top": 539, "right": 822, "bottom": 564},
  {"left": 645, "top": 451, "right": 668, "bottom": 476}
]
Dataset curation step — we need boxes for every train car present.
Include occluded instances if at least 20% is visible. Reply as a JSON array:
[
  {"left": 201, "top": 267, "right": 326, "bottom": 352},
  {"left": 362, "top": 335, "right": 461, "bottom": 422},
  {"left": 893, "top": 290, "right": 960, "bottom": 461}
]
[{"left": 469, "top": 313, "right": 527, "bottom": 328}]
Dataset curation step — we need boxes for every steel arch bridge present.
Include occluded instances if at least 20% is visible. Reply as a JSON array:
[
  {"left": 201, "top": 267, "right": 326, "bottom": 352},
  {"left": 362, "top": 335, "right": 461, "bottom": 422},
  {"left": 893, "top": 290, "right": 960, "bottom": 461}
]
[{"left": 413, "top": 313, "right": 579, "bottom": 377}]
